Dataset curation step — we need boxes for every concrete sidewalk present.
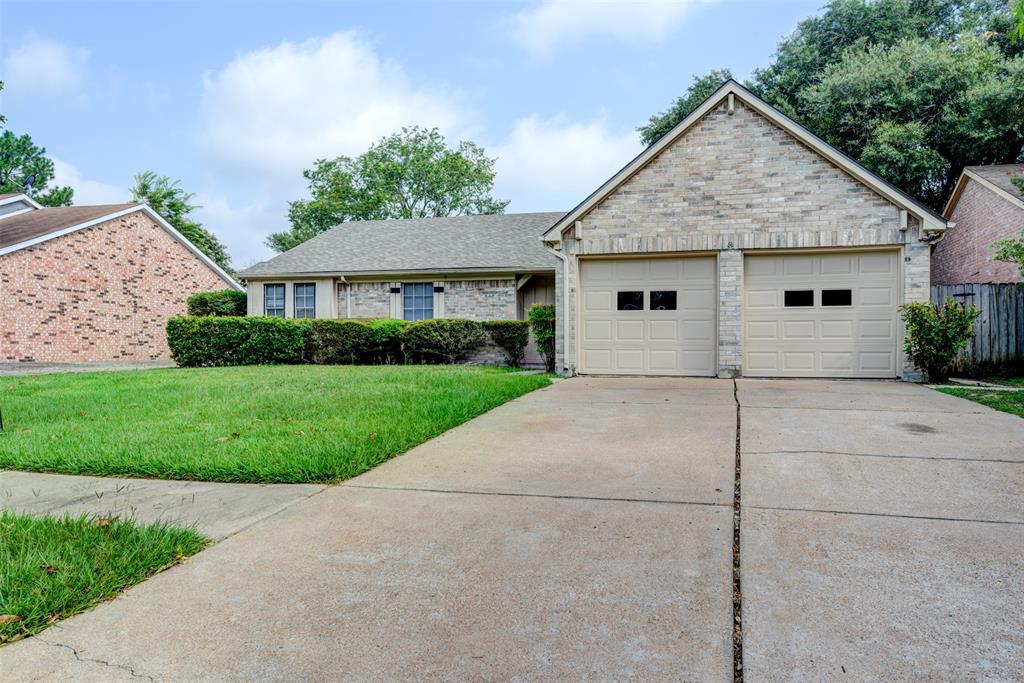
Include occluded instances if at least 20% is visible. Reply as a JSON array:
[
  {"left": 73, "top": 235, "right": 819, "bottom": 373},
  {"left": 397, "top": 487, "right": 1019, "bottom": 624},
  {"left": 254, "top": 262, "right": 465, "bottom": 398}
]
[{"left": 0, "top": 470, "right": 325, "bottom": 540}]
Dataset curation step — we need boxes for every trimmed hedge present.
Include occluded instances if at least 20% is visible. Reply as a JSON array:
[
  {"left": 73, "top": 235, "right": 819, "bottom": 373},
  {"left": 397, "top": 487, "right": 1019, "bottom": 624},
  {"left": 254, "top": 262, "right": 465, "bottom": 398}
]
[
  {"left": 367, "top": 318, "right": 408, "bottom": 364},
  {"left": 483, "top": 320, "right": 530, "bottom": 368},
  {"left": 187, "top": 289, "right": 247, "bottom": 317},
  {"left": 528, "top": 304, "right": 556, "bottom": 372},
  {"left": 305, "top": 319, "right": 375, "bottom": 364},
  {"left": 402, "top": 318, "right": 484, "bottom": 363},
  {"left": 167, "top": 316, "right": 306, "bottom": 367}
]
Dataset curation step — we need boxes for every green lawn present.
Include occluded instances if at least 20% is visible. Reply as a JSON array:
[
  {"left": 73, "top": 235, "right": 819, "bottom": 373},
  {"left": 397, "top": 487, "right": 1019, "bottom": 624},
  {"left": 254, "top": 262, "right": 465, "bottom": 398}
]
[
  {"left": 981, "top": 376, "right": 1024, "bottom": 388},
  {"left": 937, "top": 387, "right": 1024, "bottom": 419},
  {"left": 0, "top": 365, "right": 550, "bottom": 483},
  {"left": 0, "top": 512, "right": 207, "bottom": 644}
]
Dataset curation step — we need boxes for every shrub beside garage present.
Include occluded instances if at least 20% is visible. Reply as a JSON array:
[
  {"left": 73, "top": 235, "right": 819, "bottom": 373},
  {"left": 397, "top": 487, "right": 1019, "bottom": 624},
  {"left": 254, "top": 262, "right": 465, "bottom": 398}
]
[{"left": 167, "top": 316, "right": 539, "bottom": 369}]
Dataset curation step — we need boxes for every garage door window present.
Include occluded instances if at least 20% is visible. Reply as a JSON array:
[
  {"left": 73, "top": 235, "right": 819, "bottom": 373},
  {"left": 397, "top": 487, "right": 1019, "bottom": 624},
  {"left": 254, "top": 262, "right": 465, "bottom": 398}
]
[
  {"left": 617, "top": 291, "right": 644, "bottom": 311},
  {"left": 650, "top": 290, "right": 677, "bottom": 310},
  {"left": 821, "top": 289, "right": 852, "bottom": 307},
  {"left": 784, "top": 290, "right": 814, "bottom": 307}
]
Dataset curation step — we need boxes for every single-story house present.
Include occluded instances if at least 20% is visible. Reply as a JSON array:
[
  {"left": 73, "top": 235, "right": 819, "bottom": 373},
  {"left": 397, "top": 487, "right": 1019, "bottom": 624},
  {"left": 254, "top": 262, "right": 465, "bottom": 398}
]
[
  {"left": 239, "top": 80, "right": 947, "bottom": 380},
  {"left": 932, "top": 164, "right": 1024, "bottom": 285},
  {"left": 0, "top": 193, "right": 240, "bottom": 363}
]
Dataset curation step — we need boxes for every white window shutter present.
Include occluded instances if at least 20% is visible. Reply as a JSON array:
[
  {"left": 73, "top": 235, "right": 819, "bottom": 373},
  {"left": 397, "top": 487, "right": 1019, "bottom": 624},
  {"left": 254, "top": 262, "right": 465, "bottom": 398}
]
[
  {"left": 389, "top": 282, "right": 402, "bottom": 318},
  {"left": 434, "top": 281, "right": 445, "bottom": 318}
]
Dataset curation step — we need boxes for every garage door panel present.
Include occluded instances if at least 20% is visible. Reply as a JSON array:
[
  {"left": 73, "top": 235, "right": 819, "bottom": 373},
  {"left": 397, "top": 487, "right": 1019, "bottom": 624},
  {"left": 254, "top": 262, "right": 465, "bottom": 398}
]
[
  {"left": 615, "top": 320, "right": 644, "bottom": 341},
  {"left": 744, "top": 252, "right": 899, "bottom": 378},
  {"left": 580, "top": 257, "right": 717, "bottom": 376}
]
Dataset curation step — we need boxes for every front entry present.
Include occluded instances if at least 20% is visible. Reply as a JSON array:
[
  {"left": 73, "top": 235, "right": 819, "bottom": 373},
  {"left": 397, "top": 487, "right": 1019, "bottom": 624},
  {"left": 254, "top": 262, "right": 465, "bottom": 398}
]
[{"left": 578, "top": 256, "right": 717, "bottom": 376}]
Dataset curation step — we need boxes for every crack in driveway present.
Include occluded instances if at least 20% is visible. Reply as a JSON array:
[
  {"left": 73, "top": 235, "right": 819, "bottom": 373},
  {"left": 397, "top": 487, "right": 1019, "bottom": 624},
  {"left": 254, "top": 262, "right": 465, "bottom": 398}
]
[
  {"left": 36, "top": 636, "right": 155, "bottom": 681},
  {"left": 746, "top": 449, "right": 1024, "bottom": 465}
]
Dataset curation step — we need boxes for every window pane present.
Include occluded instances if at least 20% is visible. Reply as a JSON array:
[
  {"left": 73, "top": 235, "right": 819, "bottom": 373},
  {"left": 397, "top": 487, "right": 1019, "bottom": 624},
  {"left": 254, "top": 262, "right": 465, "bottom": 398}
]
[
  {"left": 264, "top": 284, "right": 285, "bottom": 317},
  {"left": 821, "top": 289, "right": 852, "bottom": 307},
  {"left": 403, "top": 283, "right": 434, "bottom": 321},
  {"left": 294, "top": 283, "right": 316, "bottom": 318},
  {"left": 783, "top": 290, "right": 814, "bottom": 307},
  {"left": 617, "top": 291, "right": 643, "bottom": 311},
  {"left": 650, "top": 291, "right": 677, "bottom": 311}
]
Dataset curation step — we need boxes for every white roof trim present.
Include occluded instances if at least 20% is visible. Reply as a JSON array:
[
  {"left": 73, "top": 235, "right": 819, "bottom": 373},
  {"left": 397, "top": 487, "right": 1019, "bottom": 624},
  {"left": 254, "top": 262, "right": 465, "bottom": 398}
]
[
  {"left": 0, "top": 193, "right": 43, "bottom": 210},
  {"left": 542, "top": 80, "right": 947, "bottom": 240},
  {"left": 944, "top": 168, "right": 1024, "bottom": 217},
  {"left": 0, "top": 204, "right": 243, "bottom": 291}
]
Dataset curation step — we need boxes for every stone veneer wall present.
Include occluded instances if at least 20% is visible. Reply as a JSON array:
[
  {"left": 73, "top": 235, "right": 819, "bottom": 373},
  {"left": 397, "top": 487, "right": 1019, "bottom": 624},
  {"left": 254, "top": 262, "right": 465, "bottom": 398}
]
[
  {"left": 932, "top": 178, "right": 1024, "bottom": 284},
  {"left": 439, "top": 279, "right": 517, "bottom": 320},
  {"left": 553, "top": 98, "right": 932, "bottom": 378},
  {"left": 0, "top": 211, "right": 230, "bottom": 362}
]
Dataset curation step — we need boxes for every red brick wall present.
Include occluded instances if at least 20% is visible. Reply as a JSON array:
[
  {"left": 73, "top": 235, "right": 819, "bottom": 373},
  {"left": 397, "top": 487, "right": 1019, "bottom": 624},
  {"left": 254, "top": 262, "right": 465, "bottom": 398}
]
[
  {"left": 932, "top": 179, "right": 1024, "bottom": 284},
  {"left": 0, "top": 210, "right": 233, "bottom": 362}
]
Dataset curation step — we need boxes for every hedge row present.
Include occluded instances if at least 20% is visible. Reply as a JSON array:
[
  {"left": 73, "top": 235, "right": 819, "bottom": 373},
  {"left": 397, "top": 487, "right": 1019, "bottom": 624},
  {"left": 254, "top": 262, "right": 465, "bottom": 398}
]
[
  {"left": 166, "top": 314, "right": 551, "bottom": 369},
  {"left": 186, "top": 289, "right": 248, "bottom": 317}
]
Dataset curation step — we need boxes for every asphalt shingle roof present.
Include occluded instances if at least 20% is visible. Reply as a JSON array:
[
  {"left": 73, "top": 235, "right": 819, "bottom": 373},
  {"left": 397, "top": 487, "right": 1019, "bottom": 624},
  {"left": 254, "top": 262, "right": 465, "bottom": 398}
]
[
  {"left": 238, "top": 212, "right": 565, "bottom": 277},
  {"left": 0, "top": 204, "right": 139, "bottom": 250},
  {"left": 968, "top": 164, "right": 1024, "bottom": 200}
]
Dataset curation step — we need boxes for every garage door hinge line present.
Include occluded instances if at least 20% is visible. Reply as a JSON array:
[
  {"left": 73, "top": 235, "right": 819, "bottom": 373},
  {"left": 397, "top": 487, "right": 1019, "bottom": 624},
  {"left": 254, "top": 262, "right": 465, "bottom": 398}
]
[{"left": 732, "top": 379, "right": 744, "bottom": 682}]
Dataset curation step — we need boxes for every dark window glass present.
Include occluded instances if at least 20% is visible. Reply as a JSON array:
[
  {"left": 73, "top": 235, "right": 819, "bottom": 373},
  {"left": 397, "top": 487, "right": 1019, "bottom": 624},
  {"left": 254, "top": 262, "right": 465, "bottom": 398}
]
[
  {"left": 403, "top": 282, "right": 434, "bottom": 321},
  {"left": 783, "top": 290, "right": 814, "bottom": 307},
  {"left": 650, "top": 290, "right": 677, "bottom": 311},
  {"left": 821, "top": 289, "right": 853, "bottom": 307},
  {"left": 617, "top": 291, "right": 644, "bottom": 311},
  {"left": 294, "top": 283, "right": 316, "bottom": 318},
  {"left": 264, "top": 284, "right": 285, "bottom": 317}
]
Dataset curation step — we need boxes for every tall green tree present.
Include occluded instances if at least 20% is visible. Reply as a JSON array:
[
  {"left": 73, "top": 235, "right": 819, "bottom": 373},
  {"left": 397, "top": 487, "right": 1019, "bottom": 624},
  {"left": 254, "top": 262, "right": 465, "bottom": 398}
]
[
  {"left": 637, "top": 0, "right": 1024, "bottom": 212},
  {"left": 268, "top": 126, "right": 509, "bottom": 252},
  {"left": 130, "top": 172, "right": 232, "bottom": 272},
  {"left": 0, "top": 130, "right": 74, "bottom": 206},
  {"left": 639, "top": 69, "right": 733, "bottom": 146}
]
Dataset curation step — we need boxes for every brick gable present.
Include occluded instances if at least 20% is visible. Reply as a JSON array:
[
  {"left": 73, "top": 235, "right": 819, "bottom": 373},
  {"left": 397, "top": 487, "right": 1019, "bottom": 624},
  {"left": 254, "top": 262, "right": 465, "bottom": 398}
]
[{"left": 1, "top": 210, "right": 230, "bottom": 362}]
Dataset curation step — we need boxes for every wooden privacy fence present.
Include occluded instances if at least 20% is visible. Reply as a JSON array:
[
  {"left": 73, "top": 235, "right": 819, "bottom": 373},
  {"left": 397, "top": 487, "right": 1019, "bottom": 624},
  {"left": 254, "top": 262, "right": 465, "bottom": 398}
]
[{"left": 931, "top": 283, "right": 1024, "bottom": 366}]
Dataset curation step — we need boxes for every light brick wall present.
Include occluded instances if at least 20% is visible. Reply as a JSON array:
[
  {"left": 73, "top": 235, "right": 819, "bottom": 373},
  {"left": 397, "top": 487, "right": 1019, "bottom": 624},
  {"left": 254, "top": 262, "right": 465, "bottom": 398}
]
[
  {"left": 931, "top": 178, "right": 1024, "bottom": 284},
  {"left": 0, "top": 211, "right": 231, "bottom": 362},
  {"left": 344, "top": 281, "right": 391, "bottom": 318},
  {"left": 439, "top": 279, "right": 516, "bottom": 320},
  {"left": 558, "top": 98, "right": 931, "bottom": 379}
]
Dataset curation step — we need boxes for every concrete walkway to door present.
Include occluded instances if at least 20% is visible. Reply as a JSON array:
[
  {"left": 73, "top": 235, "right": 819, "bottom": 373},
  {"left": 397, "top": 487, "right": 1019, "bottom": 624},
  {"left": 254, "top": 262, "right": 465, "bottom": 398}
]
[{"left": 1, "top": 376, "right": 1021, "bottom": 681}]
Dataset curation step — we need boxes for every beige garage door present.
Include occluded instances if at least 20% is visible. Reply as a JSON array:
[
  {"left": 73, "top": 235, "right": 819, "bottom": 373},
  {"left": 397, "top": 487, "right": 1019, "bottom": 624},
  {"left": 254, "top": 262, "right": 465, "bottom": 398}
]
[
  {"left": 579, "top": 257, "right": 717, "bottom": 376},
  {"left": 744, "top": 251, "right": 899, "bottom": 378}
]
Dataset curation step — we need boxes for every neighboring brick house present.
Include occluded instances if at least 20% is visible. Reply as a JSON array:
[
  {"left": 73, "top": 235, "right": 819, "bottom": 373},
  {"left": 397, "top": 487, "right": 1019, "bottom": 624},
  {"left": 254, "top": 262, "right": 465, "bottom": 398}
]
[
  {"left": 0, "top": 193, "right": 240, "bottom": 363},
  {"left": 241, "top": 81, "right": 948, "bottom": 380},
  {"left": 932, "top": 165, "right": 1024, "bottom": 284}
]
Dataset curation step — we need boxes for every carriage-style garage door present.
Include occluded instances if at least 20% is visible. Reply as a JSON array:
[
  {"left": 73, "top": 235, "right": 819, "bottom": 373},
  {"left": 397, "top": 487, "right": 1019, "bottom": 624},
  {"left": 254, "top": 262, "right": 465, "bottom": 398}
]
[
  {"left": 579, "top": 257, "right": 717, "bottom": 376},
  {"left": 743, "top": 251, "right": 900, "bottom": 378}
]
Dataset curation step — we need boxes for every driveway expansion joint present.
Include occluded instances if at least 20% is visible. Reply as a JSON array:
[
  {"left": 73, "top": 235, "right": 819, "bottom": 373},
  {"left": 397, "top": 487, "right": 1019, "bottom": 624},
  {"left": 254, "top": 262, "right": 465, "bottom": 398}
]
[
  {"left": 746, "top": 504, "right": 1024, "bottom": 526},
  {"left": 342, "top": 483, "right": 731, "bottom": 509},
  {"left": 36, "top": 636, "right": 155, "bottom": 681},
  {"left": 731, "top": 379, "right": 743, "bottom": 682},
  {"left": 747, "top": 449, "right": 1024, "bottom": 465}
]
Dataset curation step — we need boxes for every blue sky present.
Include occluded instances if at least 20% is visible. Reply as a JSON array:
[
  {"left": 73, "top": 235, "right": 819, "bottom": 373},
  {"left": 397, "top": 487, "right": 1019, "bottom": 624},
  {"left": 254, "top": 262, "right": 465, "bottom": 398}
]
[{"left": 1, "top": 0, "right": 821, "bottom": 267}]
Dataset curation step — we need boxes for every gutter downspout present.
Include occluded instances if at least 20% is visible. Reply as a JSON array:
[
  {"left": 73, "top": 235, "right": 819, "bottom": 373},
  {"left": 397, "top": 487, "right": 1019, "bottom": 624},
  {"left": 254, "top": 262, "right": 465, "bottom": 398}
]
[{"left": 542, "top": 238, "right": 572, "bottom": 375}]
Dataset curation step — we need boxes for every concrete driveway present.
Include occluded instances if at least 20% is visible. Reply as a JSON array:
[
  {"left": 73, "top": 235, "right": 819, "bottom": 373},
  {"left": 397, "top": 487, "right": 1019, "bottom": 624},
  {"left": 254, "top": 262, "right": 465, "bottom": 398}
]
[{"left": 1, "top": 377, "right": 1021, "bottom": 681}]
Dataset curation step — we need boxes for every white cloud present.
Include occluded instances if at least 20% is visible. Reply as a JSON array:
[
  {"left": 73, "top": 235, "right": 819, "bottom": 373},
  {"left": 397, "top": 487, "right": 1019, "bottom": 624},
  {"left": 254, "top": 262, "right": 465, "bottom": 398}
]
[
  {"left": 3, "top": 36, "right": 88, "bottom": 95},
  {"left": 51, "top": 159, "right": 127, "bottom": 205},
  {"left": 492, "top": 114, "right": 640, "bottom": 212},
  {"left": 194, "top": 194, "right": 279, "bottom": 269},
  {"left": 198, "top": 32, "right": 471, "bottom": 175},
  {"left": 510, "top": 0, "right": 713, "bottom": 57}
]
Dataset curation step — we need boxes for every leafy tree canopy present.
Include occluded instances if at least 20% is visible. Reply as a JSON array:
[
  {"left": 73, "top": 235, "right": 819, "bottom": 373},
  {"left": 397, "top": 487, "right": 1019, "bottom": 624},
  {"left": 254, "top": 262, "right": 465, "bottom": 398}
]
[
  {"left": 130, "top": 171, "right": 232, "bottom": 273},
  {"left": 638, "top": 0, "right": 1024, "bottom": 212},
  {"left": 0, "top": 130, "right": 74, "bottom": 206},
  {"left": 639, "top": 69, "right": 733, "bottom": 146},
  {"left": 268, "top": 126, "right": 509, "bottom": 252}
]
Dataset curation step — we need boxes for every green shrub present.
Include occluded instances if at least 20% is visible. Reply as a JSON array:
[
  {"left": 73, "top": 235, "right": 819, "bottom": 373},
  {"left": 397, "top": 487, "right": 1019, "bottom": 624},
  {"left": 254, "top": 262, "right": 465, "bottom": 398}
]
[
  {"left": 528, "top": 304, "right": 556, "bottom": 372},
  {"left": 305, "top": 319, "right": 374, "bottom": 364},
  {"left": 483, "top": 320, "right": 531, "bottom": 368},
  {"left": 402, "top": 318, "right": 483, "bottom": 363},
  {"left": 167, "top": 316, "right": 306, "bottom": 367},
  {"left": 900, "top": 301, "right": 980, "bottom": 382},
  {"left": 186, "top": 289, "right": 248, "bottom": 317},
  {"left": 366, "top": 318, "right": 408, "bottom": 364}
]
